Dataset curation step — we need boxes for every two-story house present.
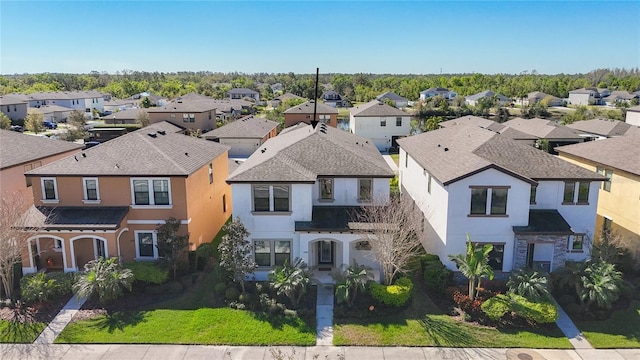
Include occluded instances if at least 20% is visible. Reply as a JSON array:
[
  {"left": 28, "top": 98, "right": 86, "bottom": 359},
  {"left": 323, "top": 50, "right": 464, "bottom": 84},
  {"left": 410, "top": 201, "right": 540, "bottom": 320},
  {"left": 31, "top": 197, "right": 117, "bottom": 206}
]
[
  {"left": 375, "top": 91, "right": 409, "bottom": 108},
  {"left": 228, "top": 88, "right": 260, "bottom": 103},
  {"left": 419, "top": 88, "right": 458, "bottom": 101},
  {"left": 19, "top": 91, "right": 104, "bottom": 118},
  {"left": 556, "top": 134, "right": 640, "bottom": 259},
  {"left": 321, "top": 90, "right": 347, "bottom": 107},
  {"left": 227, "top": 123, "right": 395, "bottom": 282},
  {"left": 398, "top": 125, "right": 604, "bottom": 273},
  {"left": 283, "top": 100, "right": 339, "bottom": 128},
  {"left": 202, "top": 115, "right": 278, "bottom": 158},
  {"left": 147, "top": 99, "right": 217, "bottom": 132},
  {"left": 0, "top": 95, "right": 28, "bottom": 121},
  {"left": 20, "top": 122, "right": 232, "bottom": 273},
  {"left": 568, "top": 88, "right": 605, "bottom": 106},
  {"left": 465, "top": 90, "right": 511, "bottom": 107},
  {"left": 349, "top": 100, "right": 412, "bottom": 152}
]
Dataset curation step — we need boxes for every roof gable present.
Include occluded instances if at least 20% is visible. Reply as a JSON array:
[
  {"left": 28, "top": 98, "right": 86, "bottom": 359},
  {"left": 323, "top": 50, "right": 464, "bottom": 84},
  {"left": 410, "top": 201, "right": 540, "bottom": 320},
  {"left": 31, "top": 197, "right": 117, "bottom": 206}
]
[
  {"left": 350, "top": 100, "right": 410, "bottom": 117},
  {"left": 0, "top": 130, "right": 83, "bottom": 169},
  {"left": 556, "top": 133, "right": 640, "bottom": 176},
  {"left": 203, "top": 116, "right": 277, "bottom": 139},
  {"left": 283, "top": 100, "right": 339, "bottom": 115}
]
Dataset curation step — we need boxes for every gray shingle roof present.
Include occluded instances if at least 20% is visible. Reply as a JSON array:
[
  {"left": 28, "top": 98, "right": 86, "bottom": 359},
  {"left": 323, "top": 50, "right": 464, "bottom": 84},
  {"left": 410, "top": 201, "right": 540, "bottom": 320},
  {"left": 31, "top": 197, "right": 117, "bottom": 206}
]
[
  {"left": 567, "top": 118, "right": 640, "bottom": 137},
  {"left": 227, "top": 124, "right": 394, "bottom": 183},
  {"left": 283, "top": 100, "right": 338, "bottom": 115},
  {"left": 556, "top": 133, "right": 640, "bottom": 176},
  {"left": 397, "top": 125, "right": 604, "bottom": 185},
  {"left": 376, "top": 91, "right": 408, "bottom": 102},
  {"left": 22, "top": 206, "right": 129, "bottom": 230},
  {"left": 31, "top": 104, "right": 74, "bottom": 114},
  {"left": 202, "top": 116, "right": 277, "bottom": 139},
  {"left": 502, "top": 118, "right": 582, "bottom": 140},
  {"left": 0, "top": 130, "right": 83, "bottom": 170},
  {"left": 19, "top": 91, "right": 102, "bottom": 101},
  {"left": 439, "top": 115, "right": 496, "bottom": 129},
  {"left": 628, "top": 105, "right": 640, "bottom": 112},
  {"left": 420, "top": 87, "right": 451, "bottom": 94},
  {"left": 350, "top": 100, "right": 410, "bottom": 117},
  {"left": 0, "top": 95, "right": 27, "bottom": 105},
  {"left": 99, "top": 108, "right": 145, "bottom": 120},
  {"left": 25, "top": 126, "right": 229, "bottom": 177},
  {"left": 466, "top": 90, "right": 510, "bottom": 102},
  {"left": 147, "top": 99, "right": 218, "bottom": 113},
  {"left": 228, "top": 88, "right": 258, "bottom": 95}
]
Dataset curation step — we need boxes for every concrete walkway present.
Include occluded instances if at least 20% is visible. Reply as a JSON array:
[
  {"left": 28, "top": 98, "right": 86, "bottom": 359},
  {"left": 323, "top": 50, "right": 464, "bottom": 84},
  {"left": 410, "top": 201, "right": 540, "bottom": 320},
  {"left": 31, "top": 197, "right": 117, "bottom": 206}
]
[
  {"left": 1, "top": 344, "right": 639, "bottom": 360},
  {"left": 315, "top": 284, "right": 334, "bottom": 346},
  {"left": 553, "top": 299, "right": 593, "bottom": 349},
  {"left": 382, "top": 154, "right": 399, "bottom": 175},
  {"left": 34, "top": 296, "right": 86, "bottom": 344}
]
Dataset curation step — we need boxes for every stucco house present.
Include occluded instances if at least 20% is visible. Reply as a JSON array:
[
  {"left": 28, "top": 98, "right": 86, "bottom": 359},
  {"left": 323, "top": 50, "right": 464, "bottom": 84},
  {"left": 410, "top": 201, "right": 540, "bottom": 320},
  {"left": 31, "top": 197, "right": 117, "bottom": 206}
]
[
  {"left": 226, "top": 123, "right": 395, "bottom": 282},
  {"left": 20, "top": 123, "right": 232, "bottom": 273},
  {"left": 202, "top": 115, "right": 278, "bottom": 158},
  {"left": 522, "top": 92, "right": 563, "bottom": 107},
  {"left": 228, "top": 88, "right": 260, "bottom": 102},
  {"left": 602, "top": 91, "right": 639, "bottom": 106},
  {"left": 465, "top": 90, "right": 511, "bottom": 107},
  {"left": 501, "top": 117, "right": 584, "bottom": 153},
  {"left": 566, "top": 118, "right": 640, "bottom": 140},
  {"left": 419, "top": 88, "right": 458, "bottom": 101},
  {"left": 375, "top": 91, "right": 409, "bottom": 108},
  {"left": 398, "top": 125, "right": 604, "bottom": 273},
  {"left": 568, "top": 88, "right": 605, "bottom": 106},
  {"left": 626, "top": 105, "right": 640, "bottom": 126},
  {"left": 349, "top": 100, "right": 412, "bottom": 152},
  {"left": 557, "top": 134, "right": 640, "bottom": 259},
  {"left": 0, "top": 95, "right": 28, "bottom": 121},
  {"left": 147, "top": 99, "right": 217, "bottom": 132},
  {"left": 283, "top": 100, "right": 339, "bottom": 128}
]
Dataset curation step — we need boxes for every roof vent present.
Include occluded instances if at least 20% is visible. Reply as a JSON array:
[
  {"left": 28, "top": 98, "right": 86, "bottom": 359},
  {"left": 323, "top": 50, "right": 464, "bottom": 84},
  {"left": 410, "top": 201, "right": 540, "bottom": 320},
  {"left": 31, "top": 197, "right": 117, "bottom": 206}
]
[
  {"left": 185, "top": 152, "right": 189, "bottom": 156},
  {"left": 261, "top": 148, "right": 266, "bottom": 153},
  {"left": 74, "top": 156, "right": 78, "bottom": 161},
  {"left": 320, "top": 129, "right": 327, "bottom": 134},
  {"left": 82, "top": 153, "right": 87, "bottom": 158},
  {"left": 148, "top": 133, "right": 157, "bottom": 138},
  {"left": 444, "top": 147, "right": 449, "bottom": 151},
  {"left": 157, "top": 130, "right": 166, "bottom": 135}
]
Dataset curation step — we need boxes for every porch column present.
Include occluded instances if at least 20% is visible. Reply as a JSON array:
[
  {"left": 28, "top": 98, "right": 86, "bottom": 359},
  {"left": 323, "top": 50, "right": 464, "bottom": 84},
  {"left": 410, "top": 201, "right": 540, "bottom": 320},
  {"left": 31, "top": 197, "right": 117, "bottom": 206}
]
[
  {"left": 299, "top": 238, "right": 310, "bottom": 267},
  {"left": 342, "top": 241, "right": 350, "bottom": 269}
]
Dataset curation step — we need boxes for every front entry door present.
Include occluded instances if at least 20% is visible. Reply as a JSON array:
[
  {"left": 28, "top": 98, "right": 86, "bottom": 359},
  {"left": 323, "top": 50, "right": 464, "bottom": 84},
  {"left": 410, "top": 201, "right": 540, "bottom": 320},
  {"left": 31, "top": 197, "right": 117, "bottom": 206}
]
[{"left": 318, "top": 241, "right": 333, "bottom": 265}]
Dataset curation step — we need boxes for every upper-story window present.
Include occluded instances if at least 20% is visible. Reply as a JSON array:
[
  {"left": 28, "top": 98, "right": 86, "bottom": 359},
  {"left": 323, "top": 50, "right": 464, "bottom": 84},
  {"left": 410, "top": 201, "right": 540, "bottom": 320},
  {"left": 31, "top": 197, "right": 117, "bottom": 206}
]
[
  {"left": 83, "top": 177, "right": 100, "bottom": 202},
  {"left": 252, "top": 184, "right": 290, "bottom": 212},
  {"left": 41, "top": 177, "right": 59, "bottom": 202},
  {"left": 469, "top": 186, "right": 508, "bottom": 216},
  {"left": 530, "top": 186, "right": 537, "bottom": 204},
  {"left": 319, "top": 178, "right": 334, "bottom": 200},
  {"left": 131, "top": 178, "right": 171, "bottom": 206},
  {"left": 563, "top": 181, "right": 590, "bottom": 205},
  {"left": 396, "top": 117, "right": 402, "bottom": 126},
  {"left": 380, "top": 118, "right": 386, "bottom": 127},
  {"left": 358, "top": 178, "right": 372, "bottom": 201},
  {"left": 597, "top": 167, "right": 612, "bottom": 192},
  {"left": 183, "top": 113, "right": 195, "bottom": 123}
]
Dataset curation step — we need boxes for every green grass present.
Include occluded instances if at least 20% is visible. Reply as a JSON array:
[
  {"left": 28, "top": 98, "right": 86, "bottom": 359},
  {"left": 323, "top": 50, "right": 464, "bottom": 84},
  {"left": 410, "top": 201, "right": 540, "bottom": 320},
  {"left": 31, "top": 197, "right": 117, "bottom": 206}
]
[
  {"left": 0, "top": 319, "right": 46, "bottom": 343},
  {"left": 576, "top": 301, "right": 640, "bottom": 348},
  {"left": 390, "top": 154, "right": 399, "bottom": 166}
]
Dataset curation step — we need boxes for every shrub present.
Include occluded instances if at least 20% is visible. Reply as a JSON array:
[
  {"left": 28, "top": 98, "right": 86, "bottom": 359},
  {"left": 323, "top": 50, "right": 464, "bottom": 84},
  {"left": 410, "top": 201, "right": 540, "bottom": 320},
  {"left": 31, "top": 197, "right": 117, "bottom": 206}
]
[
  {"left": 214, "top": 283, "right": 227, "bottom": 295},
  {"left": 452, "top": 291, "right": 474, "bottom": 313},
  {"left": 46, "top": 272, "right": 75, "bottom": 297},
  {"left": 20, "top": 273, "right": 59, "bottom": 304},
  {"left": 510, "top": 294, "right": 559, "bottom": 324},
  {"left": 507, "top": 269, "right": 550, "bottom": 301},
  {"left": 369, "top": 277, "right": 413, "bottom": 307},
  {"left": 564, "top": 303, "right": 584, "bottom": 316},
  {"left": 423, "top": 259, "right": 453, "bottom": 295},
  {"left": 481, "top": 294, "right": 511, "bottom": 320},
  {"left": 124, "top": 262, "right": 169, "bottom": 285},
  {"left": 225, "top": 287, "right": 240, "bottom": 301}
]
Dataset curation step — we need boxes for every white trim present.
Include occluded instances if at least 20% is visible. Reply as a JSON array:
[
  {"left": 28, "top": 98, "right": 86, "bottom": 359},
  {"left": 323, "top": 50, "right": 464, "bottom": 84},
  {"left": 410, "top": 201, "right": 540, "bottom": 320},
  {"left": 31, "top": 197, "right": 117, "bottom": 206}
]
[
  {"left": 134, "top": 230, "right": 159, "bottom": 260},
  {"left": 41, "top": 177, "right": 59, "bottom": 201},
  {"left": 127, "top": 219, "right": 190, "bottom": 225},
  {"left": 82, "top": 177, "right": 101, "bottom": 202},
  {"left": 69, "top": 235, "right": 109, "bottom": 271},
  {"left": 116, "top": 227, "right": 129, "bottom": 261},
  {"left": 130, "top": 205, "right": 173, "bottom": 210},
  {"left": 130, "top": 177, "right": 172, "bottom": 206},
  {"left": 82, "top": 200, "right": 102, "bottom": 204}
]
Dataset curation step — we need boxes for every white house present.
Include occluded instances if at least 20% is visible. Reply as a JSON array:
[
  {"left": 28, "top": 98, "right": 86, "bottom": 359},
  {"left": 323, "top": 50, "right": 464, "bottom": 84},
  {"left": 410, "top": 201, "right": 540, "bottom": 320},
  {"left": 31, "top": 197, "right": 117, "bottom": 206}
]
[
  {"left": 397, "top": 125, "right": 604, "bottom": 273},
  {"left": 419, "top": 88, "right": 458, "bottom": 101},
  {"left": 465, "top": 90, "right": 511, "bottom": 107},
  {"left": 17, "top": 91, "right": 104, "bottom": 118},
  {"left": 626, "top": 105, "right": 640, "bottom": 126},
  {"left": 226, "top": 123, "right": 395, "bottom": 283},
  {"left": 376, "top": 91, "right": 409, "bottom": 108},
  {"left": 228, "top": 88, "right": 260, "bottom": 102},
  {"left": 349, "top": 100, "right": 412, "bottom": 152},
  {"left": 568, "top": 88, "right": 605, "bottom": 106}
]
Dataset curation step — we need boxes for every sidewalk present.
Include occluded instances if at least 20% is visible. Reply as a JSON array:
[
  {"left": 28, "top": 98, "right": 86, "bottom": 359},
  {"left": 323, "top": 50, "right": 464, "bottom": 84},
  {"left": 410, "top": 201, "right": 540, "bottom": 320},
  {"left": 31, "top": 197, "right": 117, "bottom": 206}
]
[
  {"left": 1, "top": 344, "right": 639, "bottom": 360},
  {"left": 34, "top": 296, "right": 86, "bottom": 344}
]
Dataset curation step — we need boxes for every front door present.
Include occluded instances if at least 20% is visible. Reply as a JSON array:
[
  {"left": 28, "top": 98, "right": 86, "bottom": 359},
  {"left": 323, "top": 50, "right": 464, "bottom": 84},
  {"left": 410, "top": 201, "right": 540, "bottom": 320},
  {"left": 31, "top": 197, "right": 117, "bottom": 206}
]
[{"left": 318, "top": 241, "right": 333, "bottom": 266}]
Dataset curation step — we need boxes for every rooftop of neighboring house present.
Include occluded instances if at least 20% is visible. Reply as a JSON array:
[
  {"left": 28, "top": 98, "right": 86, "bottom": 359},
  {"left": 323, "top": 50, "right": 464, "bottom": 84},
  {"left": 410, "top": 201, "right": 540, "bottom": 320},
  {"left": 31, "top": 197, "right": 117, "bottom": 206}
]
[
  {"left": 420, "top": 87, "right": 452, "bottom": 94},
  {"left": 556, "top": 133, "right": 640, "bottom": 176},
  {"left": 15, "top": 90, "right": 103, "bottom": 101},
  {"left": 227, "top": 123, "right": 394, "bottom": 183},
  {"left": 175, "top": 92, "right": 212, "bottom": 101},
  {"left": 283, "top": 100, "right": 339, "bottom": 115},
  {"left": 0, "top": 94, "right": 28, "bottom": 105},
  {"left": 569, "top": 87, "right": 601, "bottom": 95},
  {"left": 273, "top": 93, "right": 305, "bottom": 102},
  {"left": 25, "top": 123, "right": 229, "bottom": 177},
  {"left": 228, "top": 88, "right": 259, "bottom": 95},
  {"left": 202, "top": 116, "right": 278, "bottom": 139},
  {"left": 501, "top": 117, "right": 582, "bottom": 140},
  {"left": 210, "top": 99, "right": 253, "bottom": 113},
  {"left": 31, "top": 104, "right": 74, "bottom": 114},
  {"left": 0, "top": 129, "right": 83, "bottom": 170},
  {"left": 376, "top": 91, "right": 408, "bottom": 102},
  {"left": 602, "top": 91, "right": 639, "bottom": 101},
  {"left": 104, "top": 98, "right": 137, "bottom": 106},
  {"left": 100, "top": 108, "right": 146, "bottom": 120},
  {"left": 465, "top": 90, "right": 511, "bottom": 102},
  {"left": 126, "top": 92, "right": 166, "bottom": 102},
  {"left": 350, "top": 100, "right": 410, "bottom": 117},
  {"left": 629, "top": 105, "right": 640, "bottom": 112},
  {"left": 321, "top": 90, "right": 342, "bottom": 100},
  {"left": 566, "top": 118, "right": 640, "bottom": 137},
  {"left": 527, "top": 91, "right": 560, "bottom": 100},
  {"left": 439, "top": 115, "right": 537, "bottom": 140},
  {"left": 397, "top": 125, "right": 604, "bottom": 186},
  {"left": 147, "top": 99, "right": 218, "bottom": 113}
]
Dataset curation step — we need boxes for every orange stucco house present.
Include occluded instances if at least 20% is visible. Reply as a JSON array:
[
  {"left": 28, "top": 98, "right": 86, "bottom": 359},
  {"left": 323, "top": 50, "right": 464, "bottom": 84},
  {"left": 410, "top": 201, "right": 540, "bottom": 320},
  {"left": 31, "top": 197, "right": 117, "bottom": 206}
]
[
  {"left": 147, "top": 99, "right": 217, "bottom": 132},
  {"left": 283, "top": 100, "right": 339, "bottom": 128},
  {"left": 21, "top": 122, "right": 232, "bottom": 273}
]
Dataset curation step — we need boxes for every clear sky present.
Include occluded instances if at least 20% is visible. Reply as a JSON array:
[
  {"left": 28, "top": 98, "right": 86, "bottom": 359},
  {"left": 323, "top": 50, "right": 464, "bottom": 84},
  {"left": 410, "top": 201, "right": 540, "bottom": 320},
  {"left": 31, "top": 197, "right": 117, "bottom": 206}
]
[{"left": 1, "top": 1, "right": 639, "bottom": 75}]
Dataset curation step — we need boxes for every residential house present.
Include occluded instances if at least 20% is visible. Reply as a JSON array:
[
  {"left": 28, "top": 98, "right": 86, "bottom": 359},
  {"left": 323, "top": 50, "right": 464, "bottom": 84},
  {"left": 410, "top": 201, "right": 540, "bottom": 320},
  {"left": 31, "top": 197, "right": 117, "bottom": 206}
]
[
  {"left": 566, "top": 118, "right": 640, "bottom": 140},
  {"left": 321, "top": 90, "right": 347, "bottom": 107},
  {"left": 439, "top": 115, "right": 538, "bottom": 146},
  {"left": 349, "top": 100, "right": 412, "bottom": 152},
  {"left": 103, "top": 99, "right": 138, "bottom": 113},
  {"left": 602, "top": 91, "right": 639, "bottom": 106},
  {"left": 501, "top": 117, "right": 585, "bottom": 153},
  {"left": 465, "top": 90, "right": 511, "bottom": 107},
  {"left": 568, "top": 88, "right": 605, "bottom": 106},
  {"left": 283, "top": 100, "right": 339, "bottom": 128},
  {"left": 626, "top": 105, "right": 640, "bottom": 126},
  {"left": 101, "top": 108, "right": 147, "bottom": 125},
  {"left": 270, "top": 83, "right": 283, "bottom": 94},
  {"left": 556, "top": 134, "right": 640, "bottom": 258},
  {"left": 0, "top": 129, "right": 83, "bottom": 202},
  {"left": 397, "top": 125, "right": 604, "bottom": 273},
  {"left": 18, "top": 91, "right": 105, "bottom": 118},
  {"left": 127, "top": 92, "right": 168, "bottom": 107},
  {"left": 419, "top": 88, "right": 458, "bottom": 101},
  {"left": 270, "top": 93, "right": 305, "bottom": 108},
  {"left": 202, "top": 115, "right": 278, "bottom": 158},
  {"left": 20, "top": 123, "right": 232, "bottom": 273},
  {"left": 0, "top": 95, "right": 28, "bottom": 121},
  {"left": 376, "top": 91, "right": 409, "bottom": 108},
  {"left": 228, "top": 88, "right": 260, "bottom": 102},
  {"left": 522, "top": 92, "right": 563, "bottom": 107},
  {"left": 173, "top": 93, "right": 254, "bottom": 121},
  {"left": 226, "top": 123, "right": 395, "bottom": 282},
  {"left": 147, "top": 99, "right": 217, "bottom": 131},
  {"left": 32, "top": 105, "right": 74, "bottom": 123}
]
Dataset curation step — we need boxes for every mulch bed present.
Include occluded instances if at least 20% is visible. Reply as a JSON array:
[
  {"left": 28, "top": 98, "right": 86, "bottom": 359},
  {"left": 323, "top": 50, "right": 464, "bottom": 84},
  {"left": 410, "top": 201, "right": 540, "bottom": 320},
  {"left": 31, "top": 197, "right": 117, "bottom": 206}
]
[{"left": 0, "top": 295, "right": 71, "bottom": 324}]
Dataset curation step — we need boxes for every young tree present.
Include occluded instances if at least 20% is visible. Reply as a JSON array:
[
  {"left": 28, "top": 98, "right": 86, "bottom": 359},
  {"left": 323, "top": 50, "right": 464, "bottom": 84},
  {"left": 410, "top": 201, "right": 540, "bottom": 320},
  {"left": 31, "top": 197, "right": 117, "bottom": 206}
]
[
  {"left": 332, "top": 260, "right": 372, "bottom": 307},
  {"left": 579, "top": 260, "right": 623, "bottom": 310},
  {"left": 0, "top": 112, "right": 11, "bottom": 129},
  {"left": 64, "top": 110, "right": 89, "bottom": 142},
  {"left": 140, "top": 96, "right": 153, "bottom": 108},
  {"left": 73, "top": 257, "right": 134, "bottom": 304},
  {"left": 156, "top": 217, "right": 190, "bottom": 279},
  {"left": 268, "top": 258, "right": 311, "bottom": 307},
  {"left": 136, "top": 110, "right": 150, "bottom": 127},
  {"left": 217, "top": 218, "right": 256, "bottom": 293},
  {"left": 448, "top": 235, "right": 494, "bottom": 301},
  {"left": 24, "top": 110, "right": 44, "bottom": 134},
  {"left": 352, "top": 195, "right": 424, "bottom": 286}
]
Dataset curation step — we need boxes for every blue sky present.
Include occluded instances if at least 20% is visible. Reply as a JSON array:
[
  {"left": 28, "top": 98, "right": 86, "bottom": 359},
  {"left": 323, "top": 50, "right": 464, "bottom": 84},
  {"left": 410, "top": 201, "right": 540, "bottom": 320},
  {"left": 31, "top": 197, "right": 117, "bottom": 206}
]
[{"left": 1, "top": 1, "right": 638, "bottom": 75}]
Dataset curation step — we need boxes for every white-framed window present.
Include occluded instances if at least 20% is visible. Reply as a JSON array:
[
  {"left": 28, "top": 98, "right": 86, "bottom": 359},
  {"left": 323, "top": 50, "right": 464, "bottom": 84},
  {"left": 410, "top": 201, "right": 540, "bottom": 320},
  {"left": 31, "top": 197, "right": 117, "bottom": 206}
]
[
  {"left": 563, "top": 181, "right": 590, "bottom": 205},
  {"left": 568, "top": 234, "right": 584, "bottom": 252},
  {"left": 41, "top": 177, "right": 59, "bottom": 202},
  {"left": 130, "top": 178, "right": 171, "bottom": 207},
  {"left": 53, "top": 239, "right": 63, "bottom": 252},
  {"left": 380, "top": 117, "right": 386, "bottom": 127},
  {"left": 82, "top": 177, "right": 100, "bottom": 202},
  {"left": 135, "top": 231, "right": 158, "bottom": 259},
  {"left": 252, "top": 184, "right": 290, "bottom": 212},
  {"left": 469, "top": 186, "right": 509, "bottom": 216},
  {"left": 319, "top": 178, "right": 334, "bottom": 200},
  {"left": 358, "top": 178, "right": 372, "bottom": 201},
  {"left": 396, "top": 117, "right": 402, "bottom": 126},
  {"left": 597, "top": 167, "right": 612, "bottom": 192},
  {"left": 253, "top": 240, "right": 291, "bottom": 267}
]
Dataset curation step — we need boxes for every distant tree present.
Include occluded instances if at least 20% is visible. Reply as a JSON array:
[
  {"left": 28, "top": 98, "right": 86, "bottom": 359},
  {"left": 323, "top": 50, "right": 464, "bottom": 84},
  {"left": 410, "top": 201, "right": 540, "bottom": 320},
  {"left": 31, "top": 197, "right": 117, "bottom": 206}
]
[
  {"left": 494, "top": 107, "right": 510, "bottom": 123},
  {"left": 0, "top": 112, "right": 11, "bottom": 129},
  {"left": 425, "top": 116, "right": 443, "bottom": 131},
  {"left": 24, "top": 110, "right": 44, "bottom": 134},
  {"left": 383, "top": 98, "right": 396, "bottom": 108},
  {"left": 217, "top": 218, "right": 256, "bottom": 293},
  {"left": 140, "top": 96, "right": 153, "bottom": 108},
  {"left": 156, "top": 217, "right": 190, "bottom": 279},
  {"left": 136, "top": 110, "right": 150, "bottom": 127},
  {"left": 63, "top": 110, "right": 89, "bottom": 142}
]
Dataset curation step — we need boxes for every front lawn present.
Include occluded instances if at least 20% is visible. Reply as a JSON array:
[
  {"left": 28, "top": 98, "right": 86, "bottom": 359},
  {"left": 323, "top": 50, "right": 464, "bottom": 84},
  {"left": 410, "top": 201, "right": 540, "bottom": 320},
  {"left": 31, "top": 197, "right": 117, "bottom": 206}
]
[
  {"left": 0, "top": 319, "right": 46, "bottom": 343},
  {"left": 575, "top": 301, "right": 640, "bottom": 348}
]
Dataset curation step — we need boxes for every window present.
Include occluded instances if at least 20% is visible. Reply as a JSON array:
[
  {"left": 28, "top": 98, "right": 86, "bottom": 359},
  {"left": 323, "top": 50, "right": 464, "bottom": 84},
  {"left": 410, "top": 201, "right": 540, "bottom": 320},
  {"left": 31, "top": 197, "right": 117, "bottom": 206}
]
[
  {"left": 380, "top": 117, "right": 386, "bottom": 127},
  {"left": 41, "top": 178, "right": 58, "bottom": 201},
  {"left": 563, "top": 182, "right": 575, "bottom": 203},
  {"left": 487, "top": 244, "right": 505, "bottom": 271},
  {"left": 577, "top": 182, "right": 589, "bottom": 204},
  {"left": 222, "top": 194, "right": 227, "bottom": 213},
  {"left": 254, "top": 240, "right": 291, "bottom": 267},
  {"left": 396, "top": 117, "right": 402, "bottom": 126},
  {"left": 53, "top": 239, "right": 63, "bottom": 252},
  {"left": 189, "top": 114, "right": 195, "bottom": 123},
  {"left": 83, "top": 177, "right": 99, "bottom": 201},
  {"left": 568, "top": 234, "right": 584, "bottom": 252},
  {"left": 183, "top": 114, "right": 189, "bottom": 123},
  {"left": 135, "top": 231, "right": 157, "bottom": 259},
  {"left": 252, "top": 184, "right": 290, "bottom": 212},
  {"left": 131, "top": 178, "right": 171, "bottom": 206},
  {"left": 319, "top": 178, "right": 333, "bottom": 200},
  {"left": 469, "top": 187, "right": 509, "bottom": 216},
  {"left": 603, "top": 169, "right": 612, "bottom": 192},
  {"left": 358, "top": 178, "right": 372, "bottom": 201},
  {"left": 530, "top": 186, "right": 537, "bottom": 204},
  {"left": 208, "top": 163, "right": 213, "bottom": 184}
]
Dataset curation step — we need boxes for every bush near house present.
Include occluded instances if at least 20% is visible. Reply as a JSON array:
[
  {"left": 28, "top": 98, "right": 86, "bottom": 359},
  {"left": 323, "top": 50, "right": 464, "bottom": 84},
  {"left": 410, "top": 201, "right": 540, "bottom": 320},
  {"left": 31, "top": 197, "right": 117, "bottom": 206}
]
[
  {"left": 369, "top": 277, "right": 414, "bottom": 307},
  {"left": 124, "top": 262, "right": 169, "bottom": 285},
  {"left": 481, "top": 293, "right": 559, "bottom": 324},
  {"left": 19, "top": 272, "right": 75, "bottom": 304},
  {"left": 422, "top": 256, "right": 453, "bottom": 295}
]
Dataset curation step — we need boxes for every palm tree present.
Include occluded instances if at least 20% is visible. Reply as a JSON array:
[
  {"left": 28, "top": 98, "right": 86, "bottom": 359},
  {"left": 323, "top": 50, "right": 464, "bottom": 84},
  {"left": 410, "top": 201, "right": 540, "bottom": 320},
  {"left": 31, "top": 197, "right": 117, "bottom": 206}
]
[
  {"left": 73, "top": 257, "right": 134, "bottom": 304},
  {"left": 332, "top": 260, "right": 372, "bottom": 307},
  {"left": 448, "top": 234, "right": 494, "bottom": 301},
  {"left": 268, "top": 258, "right": 310, "bottom": 307},
  {"left": 579, "top": 260, "right": 623, "bottom": 310},
  {"left": 507, "top": 269, "right": 550, "bottom": 301}
]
